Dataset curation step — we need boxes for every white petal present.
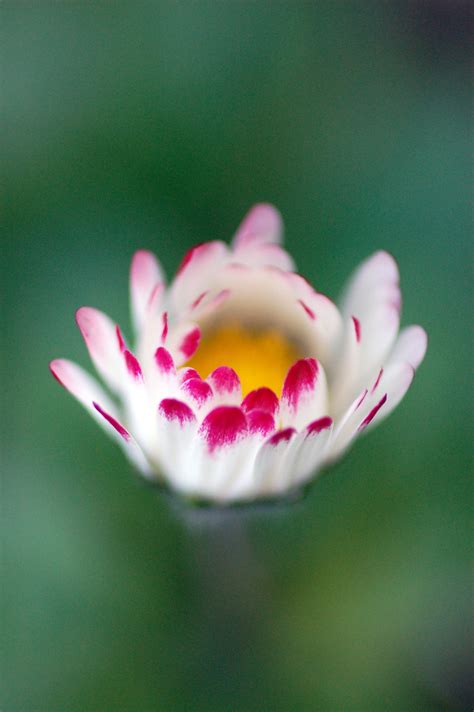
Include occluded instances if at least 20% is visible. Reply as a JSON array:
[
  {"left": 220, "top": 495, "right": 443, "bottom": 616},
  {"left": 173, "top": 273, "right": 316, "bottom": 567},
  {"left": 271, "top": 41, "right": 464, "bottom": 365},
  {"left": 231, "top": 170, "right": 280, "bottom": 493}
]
[
  {"left": 170, "top": 241, "right": 229, "bottom": 314},
  {"left": 50, "top": 358, "right": 118, "bottom": 419},
  {"left": 253, "top": 428, "right": 299, "bottom": 497},
  {"left": 156, "top": 398, "right": 199, "bottom": 492},
  {"left": 190, "top": 406, "right": 254, "bottom": 502},
  {"left": 291, "top": 417, "right": 333, "bottom": 488},
  {"left": 341, "top": 250, "right": 400, "bottom": 318},
  {"left": 388, "top": 325, "right": 428, "bottom": 370},
  {"left": 329, "top": 316, "right": 362, "bottom": 416},
  {"left": 232, "top": 203, "right": 283, "bottom": 248},
  {"left": 92, "top": 401, "right": 152, "bottom": 475},
  {"left": 235, "top": 243, "right": 294, "bottom": 271},
  {"left": 130, "top": 250, "right": 165, "bottom": 333},
  {"left": 329, "top": 361, "right": 414, "bottom": 458},
  {"left": 49, "top": 359, "right": 150, "bottom": 474},
  {"left": 364, "top": 361, "right": 415, "bottom": 429},
  {"left": 340, "top": 251, "right": 401, "bottom": 373},
  {"left": 75, "top": 307, "right": 125, "bottom": 393}
]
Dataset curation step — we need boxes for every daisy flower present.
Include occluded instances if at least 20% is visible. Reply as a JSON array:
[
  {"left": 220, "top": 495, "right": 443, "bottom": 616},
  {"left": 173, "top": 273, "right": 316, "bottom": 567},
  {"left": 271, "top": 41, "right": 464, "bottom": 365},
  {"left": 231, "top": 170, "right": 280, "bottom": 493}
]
[{"left": 50, "top": 204, "right": 427, "bottom": 504}]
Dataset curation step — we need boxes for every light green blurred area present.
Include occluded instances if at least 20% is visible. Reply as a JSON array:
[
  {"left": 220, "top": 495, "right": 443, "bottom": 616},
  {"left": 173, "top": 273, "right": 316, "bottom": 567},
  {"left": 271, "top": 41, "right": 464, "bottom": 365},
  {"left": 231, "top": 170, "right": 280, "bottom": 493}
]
[{"left": 2, "top": 3, "right": 472, "bottom": 711}]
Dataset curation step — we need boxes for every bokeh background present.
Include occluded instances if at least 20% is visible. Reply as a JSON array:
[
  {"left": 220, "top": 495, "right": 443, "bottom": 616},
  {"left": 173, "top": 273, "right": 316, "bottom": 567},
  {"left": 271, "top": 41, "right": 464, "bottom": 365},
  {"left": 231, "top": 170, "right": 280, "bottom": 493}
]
[{"left": 2, "top": 2, "right": 472, "bottom": 710}]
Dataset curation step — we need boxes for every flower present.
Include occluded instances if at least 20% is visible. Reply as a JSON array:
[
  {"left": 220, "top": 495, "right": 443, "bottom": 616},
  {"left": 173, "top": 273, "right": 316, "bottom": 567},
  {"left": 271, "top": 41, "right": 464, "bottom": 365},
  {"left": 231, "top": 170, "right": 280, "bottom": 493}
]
[{"left": 50, "top": 204, "right": 427, "bottom": 504}]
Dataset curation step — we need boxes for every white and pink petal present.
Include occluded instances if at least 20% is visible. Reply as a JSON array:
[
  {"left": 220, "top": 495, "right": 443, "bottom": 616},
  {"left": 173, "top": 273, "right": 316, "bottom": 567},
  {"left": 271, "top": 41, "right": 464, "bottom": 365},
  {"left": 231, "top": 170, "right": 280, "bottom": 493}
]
[
  {"left": 241, "top": 387, "right": 280, "bottom": 417},
  {"left": 253, "top": 427, "right": 299, "bottom": 498},
  {"left": 339, "top": 251, "right": 401, "bottom": 376},
  {"left": 179, "top": 376, "right": 213, "bottom": 412},
  {"left": 171, "top": 241, "right": 229, "bottom": 314},
  {"left": 388, "top": 325, "right": 428, "bottom": 370},
  {"left": 75, "top": 307, "right": 125, "bottom": 392},
  {"left": 232, "top": 241, "right": 295, "bottom": 271},
  {"left": 50, "top": 358, "right": 118, "bottom": 422},
  {"left": 291, "top": 417, "right": 333, "bottom": 488},
  {"left": 92, "top": 401, "right": 151, "bottom": 475},
  {"left": 280, "top": 358, "right": 328, "bottom": 430},
  {"left": 232, "top": 203, "right": 283, "bottom": 249},
  {"left": 329, "top": 358, "right": 415, "bottom": 458},
  {"left": 167, "top": 322, "right": 201, "bottom": 366},
  {"left": 49, "top": 358, "right": 150, "bottom": 475},
  {"left": 130, "top": 249, "right": 165, "bottom": 333},
  {"left": 206, "top": 366, "right": 242, "bottom": 407},
  {"left": 191, "top": 406, "right": 257, "bottom": 502},
  {"left": 156, "top": 398, "right": 199, "bottom": 493}
]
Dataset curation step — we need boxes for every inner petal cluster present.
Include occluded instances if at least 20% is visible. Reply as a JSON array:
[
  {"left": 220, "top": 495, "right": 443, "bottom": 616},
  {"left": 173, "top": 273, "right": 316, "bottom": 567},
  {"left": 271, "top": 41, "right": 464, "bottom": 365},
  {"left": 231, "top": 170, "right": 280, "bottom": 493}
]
[{"left": 187, "top": 322, "right": 302, "bottom": 396}]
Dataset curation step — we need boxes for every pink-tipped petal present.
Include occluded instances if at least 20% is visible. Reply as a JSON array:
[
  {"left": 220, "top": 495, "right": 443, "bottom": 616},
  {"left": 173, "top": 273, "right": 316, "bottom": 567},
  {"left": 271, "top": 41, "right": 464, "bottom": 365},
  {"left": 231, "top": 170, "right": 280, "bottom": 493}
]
[
  {"left": 50, "top": 359, "right": 150, "bottom": 474},
  {"left": 306, "top": 416, "right": 333, "bottom": 435},
  {"left": 281, "top": 358, "right": 328, "bottom": 429},
  {"left": 154, "top": 346, "right": 176, "bottom": 375},
  {"left": 365, "top": 362, "right": 415, "bottom": 428},
  {"left": 178, "top": 325, "right": 201, "bottom": 361},
  {"left": 180, "top": 377, "right": 213, "bottom": 408},
  {"left": 339, "top": 251, "right": 401, "bottom": 378},
  {"left": 241, "top": 387, "right": 279, "bottom": 415},
  {"left": 329, "top": 314, "right": 364, "bottom": 416},
  {"left": 115, "top": 325, "right": 126, "bottom": 353},
  {"left": 167, "top": 321, "right": 202, "bottom": 367},
  {"left": 247, "top": 410, "right": 275, "bottom": 436},
  {"left": 92, "top": 401, "right": 150, "bottom": 474},
  {"left": 290, "top": 418, "right": 334, "bottom": 489},
  {"left": 341, "top": 251, "right": 399, "bottom": 314},
  {"left": 130, "top": 250, "right": 165, "bottom": 332},
  {"left": 189, "top": 288, "right": 231, "bottom": 320},
  {"left": 93, "top": 402, "right": 130, "bottom": 441},
  {"left": 358, "top": 394, "right": 387, "bottom": 431},
  {"left": 76, "top": 307, "right": 124, "bottom": 391},
  {"left": 158, "top": 398, "right": 196, "bottom": 425},
  {"left": 298, "top": 299, "right": 316, "bottom": 320},
  {"left": 161, "top": 312, "right": 169, "bottom": 344},
  {"left": 199, "top": 406, "right": 248, "bottom": 453},
  {"left": 267, "top": 428, "right": 297, "bottom": 446},
  {"left": 253, "top": 427, "right": 298, "bottom": 497},
  {"left": 156, "top": 398, "right": 199, "bottom": 493},
  {"left": 286, "top": 272, "right": 343, "bottom": 339},
  {"left": 233, "top": 203, "right": 283, "bottom": 249},
  {"left": 352, "top": 316, "right": 361, "bottom": 342},
  {"left": 371, "top": 369, "right": 383, "bottom": 394},
  {"left": 330, "top": 361, "right": 415, "bottom": 459},
  {"left": 355, "top": 389, "right": 368, "bottom": 410},
  {"left": 124, "top": 350, "right": 143, "bottom": 381},
  {"left": 190, "top": 291, "right": 208, "bottom": 310},
  {"left": 207, "top": 366, "right": 242, "bottom": 405},
  {"left": 147, "top": 282, "right": 165, "bottom": 311},
  {"left": 171, "top": 241, "right": 229, "bottom": 314},
  {"left": 329, "top": 388, "right": 368, "bottom": 452},
  {"left": 49, "top": 359, "right": 117, "bottom": 417},
  {"left": 176, "top": 242, "right": 205, "bottom": 276},
  {"left": 179, "top": 367, "right": 201, "bottom": 384},
  {"left": 282, "top": 358, "right": 318, "bottom": 412}
]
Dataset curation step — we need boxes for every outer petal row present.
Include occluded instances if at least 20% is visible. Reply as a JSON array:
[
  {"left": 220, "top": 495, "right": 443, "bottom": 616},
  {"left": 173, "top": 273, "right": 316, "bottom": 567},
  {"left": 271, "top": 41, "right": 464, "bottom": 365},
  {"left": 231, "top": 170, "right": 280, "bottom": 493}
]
[
  {"left": 156, "top": 397, "right": 333, "bottom": 502},
  {"left": 49, "top": 359, "right": 151, "bottom": 475}
]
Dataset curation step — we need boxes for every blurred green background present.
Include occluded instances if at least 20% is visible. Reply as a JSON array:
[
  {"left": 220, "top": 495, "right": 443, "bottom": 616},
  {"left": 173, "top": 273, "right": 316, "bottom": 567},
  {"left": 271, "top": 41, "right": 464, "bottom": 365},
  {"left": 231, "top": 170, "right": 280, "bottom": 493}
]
[{"left": 2, "top": 2, "right": 472, "bottom": 710}]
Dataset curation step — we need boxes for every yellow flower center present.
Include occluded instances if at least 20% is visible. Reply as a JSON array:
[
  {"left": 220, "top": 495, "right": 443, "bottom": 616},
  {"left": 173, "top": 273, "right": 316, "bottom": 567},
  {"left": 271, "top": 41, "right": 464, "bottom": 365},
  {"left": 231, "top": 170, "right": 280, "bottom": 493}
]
[{"left": 187, "top": 322, "right": 301, "bottom": 396}]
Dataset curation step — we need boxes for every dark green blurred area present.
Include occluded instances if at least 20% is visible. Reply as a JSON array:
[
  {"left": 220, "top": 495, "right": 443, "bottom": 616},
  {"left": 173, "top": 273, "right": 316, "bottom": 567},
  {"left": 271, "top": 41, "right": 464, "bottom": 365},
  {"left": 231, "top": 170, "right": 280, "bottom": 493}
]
[{"left": 2, "top": 2, "right": 472, "bottom": 710}]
